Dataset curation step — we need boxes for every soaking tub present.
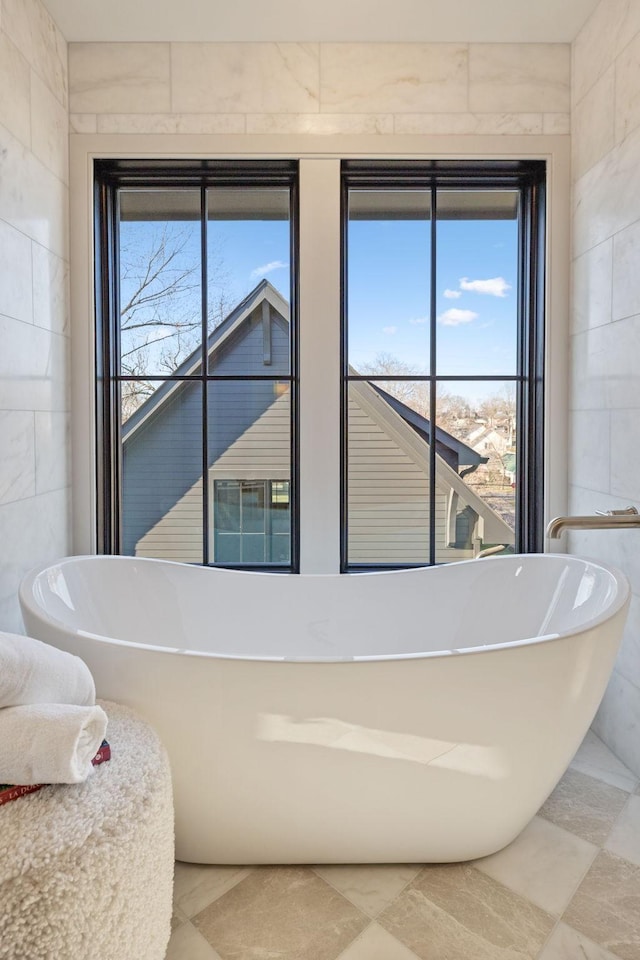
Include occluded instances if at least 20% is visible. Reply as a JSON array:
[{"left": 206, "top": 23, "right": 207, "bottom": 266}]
[{"left": 19, "top": 554, "right": 628, "bottom": 864}]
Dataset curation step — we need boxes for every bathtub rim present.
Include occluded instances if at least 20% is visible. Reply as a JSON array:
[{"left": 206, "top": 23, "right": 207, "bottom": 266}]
[{"left": 19, "top": 552, "right": 631, "bottom": 664}]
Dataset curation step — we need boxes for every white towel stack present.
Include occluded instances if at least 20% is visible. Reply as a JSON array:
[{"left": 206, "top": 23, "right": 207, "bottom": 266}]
[
  {"left": 0, "top": 632, "right": 108, "bottom": 786},
  {"left": 0, "top": 632, "right": 96, "bottom": 708}
]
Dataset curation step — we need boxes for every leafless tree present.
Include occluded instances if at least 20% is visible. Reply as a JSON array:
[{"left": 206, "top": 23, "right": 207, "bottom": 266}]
[
  {"left": 356, "top": 353, "right": 474, "bottom": 432},
  {"left": 476, "top": 384, "right": 516, "bottom": 430},
  {"left": 357, "top": 353, "right": 429, "bottom": 414},
  {"left": 436, "top": 390, "right": 475, "bottom": 435},
  {"left": 119, "top": 224, "right": 231, "bottom": 419}
]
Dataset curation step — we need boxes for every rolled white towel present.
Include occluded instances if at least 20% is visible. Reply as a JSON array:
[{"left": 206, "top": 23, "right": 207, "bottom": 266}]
[
  {"left": 0, "top": 631, "right": 95, "bottom": 709},
  {"left": 0, "top": 703, "right": 108, "bottom": 785}
]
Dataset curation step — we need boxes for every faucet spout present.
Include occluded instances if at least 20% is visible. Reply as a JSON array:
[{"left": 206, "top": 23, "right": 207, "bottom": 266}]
[{"left": 546, "top": 507, "right": 640, "bottom": 539}]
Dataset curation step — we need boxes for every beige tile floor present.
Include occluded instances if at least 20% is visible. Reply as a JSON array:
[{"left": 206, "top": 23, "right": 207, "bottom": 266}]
[{"left": 166, "top": 731, "right": 640, "bottom": 960}]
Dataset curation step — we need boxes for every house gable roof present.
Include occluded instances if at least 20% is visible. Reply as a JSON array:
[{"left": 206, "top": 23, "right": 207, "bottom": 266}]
[
  {"left": 370, "top": 384, "right": 487, "bottom": 468},
  {"left": 121, "top": 283, "right": 511, "bottom": 543},
  {"left": 122, "top": 279, "right": 289, "bottom": 441},
  {"left": 350, "top": 380, "right": 513, "bottom": 543},
  {"left": 123, "top": 281, "right": 474, "bottom": 472}
]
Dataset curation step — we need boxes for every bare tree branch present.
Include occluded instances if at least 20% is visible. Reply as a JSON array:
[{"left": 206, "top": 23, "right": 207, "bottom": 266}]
[{"left": 119, "top": 223, "right": 230, "bottom": 419}]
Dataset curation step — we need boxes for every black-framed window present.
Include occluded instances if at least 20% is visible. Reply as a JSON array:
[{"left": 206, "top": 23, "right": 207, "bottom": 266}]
[
  {"left": 95, "top": 160, "right": 299, "bottom": 570},
  {"left": 341, "top": 160, "right": 545, "bottom": 570}
]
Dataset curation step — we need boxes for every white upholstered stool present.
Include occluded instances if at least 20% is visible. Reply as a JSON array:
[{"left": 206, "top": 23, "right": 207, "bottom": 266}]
[{"left": 0, "top": 700, "right": 174, "bottom": 960}]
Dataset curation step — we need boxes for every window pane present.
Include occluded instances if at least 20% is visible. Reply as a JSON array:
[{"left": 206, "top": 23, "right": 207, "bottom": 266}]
[
  {"left": 216, "top": 533, "right": 241, "bottom": 563},
  {"left": 347, "top": 380, "right": 430, "bottom": 565},
  {"left": 436, "top": 190, "right": 519, "bottom": 376},
  {"left": 347, "top": 190, "right": 431, "bottom": 376},
  {"left": 242, "top": 482, "right": 266, "bottom": 533},
  {"left": 207, "top": 188, "right": 291, "bottom": 375},
  {"left": 270, "top": 534, "right": 290, "bottom": 563},
  {"left": 241, "top": 533, "right": 267, "bottom": 564},
  {"left": 121, "top": 379, "right": 203, "bottom": 564},
  {"left": 118, "top": 190, "right": 202, "bottom": 381},
  {"left": 213, "top": 481, "right": 291, "bottom": 564},
  {"left": 434, "top": 381, "right": 516, "bottom": 563},
  {"left": 209, "top": 382, "right": 291, "bottom": 566},
  {"left": 215, "top": 481, "right": 240, "bottom": 532},
  {"left": 270, "top": 482, "right": 290, "bottom": 534}
]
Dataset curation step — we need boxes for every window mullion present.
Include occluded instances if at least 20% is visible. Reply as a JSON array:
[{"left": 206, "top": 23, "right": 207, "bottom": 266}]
[
  {"left": 298, "top": 158, "right": 342, "bottom": 573},
  {"left": 429, "top": 183, "right": 437, "bottom": 566},
  {"left": 201, "top": 185, "right": 210, "bottom": 566}
]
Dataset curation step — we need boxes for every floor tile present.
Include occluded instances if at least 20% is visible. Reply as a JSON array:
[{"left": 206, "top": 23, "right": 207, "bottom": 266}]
[
  {"left": 173, "top": 862, "right": 253, "bottom": 919},
  {"left": 605, "top": 794, "right": 640, "bottom": 866},
  {"left": 165, "top": 921, "right": 224, "bottom": 960},
  {"left": 172, "top": 906, "right": 188, "bottom": 931},
  {"left": 538, "top": 767, "right": 629, "bottom": 845},
  {"left": 570, "top": 731, "right": 639, "bottom": 792},
  {"left": 312, "top": 863, "right": 422, "bottom": 918},
  {"left": 163, "top": 729, "right": 640, "bottom": 960},
  {"left": 378, "top": 861, "right": 554, "bottom": 960},
  {"left": 336, "top": 922, "right": 422, "bottom": 959},
  {"left": 537, "top": 922, "right": 622, "bottom": 960},
  {"left": 192, "top": 866, "right": 368, "bottom": 960},
  {"left": 564, "top": 849, "right": 640, "bottom": 960},
  {"left": 473, "top": 816, "right": 597, "bottom": 916}
]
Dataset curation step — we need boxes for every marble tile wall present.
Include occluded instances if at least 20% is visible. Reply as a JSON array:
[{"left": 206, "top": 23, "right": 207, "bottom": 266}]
[
  {"left": 569, "top": 0, "right": 640, "bottom": 775},
  {"left": 67, "top": 41, "right": 571, "bottom": 135},
  {"left": 0, "top": 0, "right": 71, "bottom": 633}
]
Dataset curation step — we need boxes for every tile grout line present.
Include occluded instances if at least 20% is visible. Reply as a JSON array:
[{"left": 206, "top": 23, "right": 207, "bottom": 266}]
[
  {"left": 602, "top": 789, "right": 635, "bottom": 852},
  {"left": 331, "top": 918, "right": 376, "bottom": 960},
  {"left": 556, "top": 840, "right": 600, "bottom": 921},
  {"left": 308, "top": 863, "right": 427, "bottom": 920},
  {"left": 533, "top": 914, "right": 563, "bottom": 960},
  {"left": 173, "top": 865, "right": 256, "bottom": 921}
]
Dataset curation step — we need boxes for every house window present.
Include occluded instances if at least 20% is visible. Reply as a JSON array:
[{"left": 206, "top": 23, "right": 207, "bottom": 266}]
[
  {"left": 213, "top": 480, "right": 290, "bottom": 563},
  {"left": 95, "top": 158, "right": 545, "bottom": 572},
  {"left": 95, "top": 160, "right": 298, "bottom": 569},
  {"left": 342, "top": 161, "right": 545, "bottom": 569}
]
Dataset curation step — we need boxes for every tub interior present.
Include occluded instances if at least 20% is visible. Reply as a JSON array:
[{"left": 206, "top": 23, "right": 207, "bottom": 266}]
[{"left": 26, "top": 554, "right": 626, "bottom": 661}]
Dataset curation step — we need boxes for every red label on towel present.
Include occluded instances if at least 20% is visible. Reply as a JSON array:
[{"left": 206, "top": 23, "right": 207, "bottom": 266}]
[
  {"left": 92, "top": 740, "right": 111, "bottom": 765},
  {"left": 0, "top": 783, "right": 44, "bottom": 805}
]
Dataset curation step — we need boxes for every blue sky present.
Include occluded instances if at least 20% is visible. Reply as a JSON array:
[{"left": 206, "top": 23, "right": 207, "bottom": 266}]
[
  {"left": 209, "top": 213, "right": 519, "bottom": 388},
  {"left": 208, "top": 218, "right": 291, "bottom": 307},
  {"left": 347, "top": 216, "right": 519, "bottom": 384},
  {"left": 120, "top": 206, "right": 518, "bottom": 405}
]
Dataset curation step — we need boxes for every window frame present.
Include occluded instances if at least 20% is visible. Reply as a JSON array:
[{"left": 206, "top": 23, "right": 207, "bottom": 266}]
[
  {"left": 340, "top": 159, "right": 546, "bottom": 571},
  {"left": 94, "top": 159, "right": 300, "bottom": 571},
  {"left": 79, "top": 139, "right": 567, "bottom": 577},
  {"left": 212, "top": 478, "right": 291, "bottom": 564}
]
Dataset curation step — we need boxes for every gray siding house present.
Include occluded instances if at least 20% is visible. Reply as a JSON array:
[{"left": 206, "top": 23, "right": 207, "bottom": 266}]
[{"left": 122, "top": 280, "right": 514, "bottom": 565}]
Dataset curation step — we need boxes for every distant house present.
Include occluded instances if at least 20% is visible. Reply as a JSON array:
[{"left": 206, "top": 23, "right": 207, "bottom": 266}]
[
  {"left": 466, "top": 423, "right": 513, "bottom": 457},
  {"left": 122, "top": 281, "right": 515, "bottom": 565}
]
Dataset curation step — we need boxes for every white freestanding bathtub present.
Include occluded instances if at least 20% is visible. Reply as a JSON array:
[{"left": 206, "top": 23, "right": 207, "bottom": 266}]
[{"left": 20, "top": 554, "right": 628, "bottom": 865}]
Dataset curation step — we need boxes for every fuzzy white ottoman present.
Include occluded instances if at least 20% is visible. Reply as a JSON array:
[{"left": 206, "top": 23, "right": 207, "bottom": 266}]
[{"left": 0, "top": 700, "right": 174, "bottom": 960}]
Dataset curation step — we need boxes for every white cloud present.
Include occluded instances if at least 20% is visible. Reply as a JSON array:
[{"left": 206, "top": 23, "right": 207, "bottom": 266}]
[
  {"left": 382, "top": 325, "right": 397, "bottom": 334},
  {"left": 250, "top": 260, "right": 288, "bottom": 279},
  {"left": 437, "top": 308, "right": 479, "bottom": 327},
  {"left": 409, "top": 316, "right": 429, "bottom": 325},
  {"left": 459, "top": 276, "right": 511, "bottom": 297},
  {"left": 443, "top": 288, "right": 462, "bottom": 299}
]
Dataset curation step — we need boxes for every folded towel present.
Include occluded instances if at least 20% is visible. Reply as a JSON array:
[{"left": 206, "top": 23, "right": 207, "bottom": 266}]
[
  {"left": 0, "top": 631, "right": 95, "bottom": 709},
  {"left": 0, "top": 703, "right": 108, "bottom": 784}
]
